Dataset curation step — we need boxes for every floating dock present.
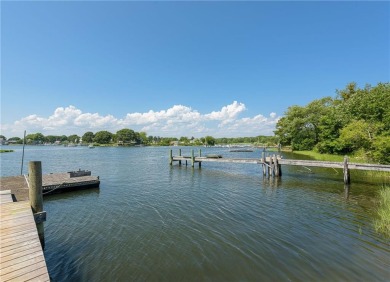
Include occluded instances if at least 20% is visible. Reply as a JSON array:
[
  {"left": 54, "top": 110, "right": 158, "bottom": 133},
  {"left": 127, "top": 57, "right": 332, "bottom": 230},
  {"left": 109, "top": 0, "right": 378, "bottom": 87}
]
[{"left": 0, "top": 170, "right": 100, "bottom": 199}]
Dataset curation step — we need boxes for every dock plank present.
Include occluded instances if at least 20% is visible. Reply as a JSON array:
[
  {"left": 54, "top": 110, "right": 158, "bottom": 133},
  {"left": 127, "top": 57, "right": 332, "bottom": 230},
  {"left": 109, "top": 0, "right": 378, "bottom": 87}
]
[
  {"left": 0, "top": 255, "right": 45, "bottom": 276},
  {"left": 0, "top": 252, "right": 44, "bottom": 270},
  {"left": 0, "top": 200, "right": 49, "bottom": 282},
  {"left": 1, "top": 237, "right": 41, "bottom": 253},
  {"left": 0, "top": 190, "right": 13, "bottom": 204},
  {"left": 0, "top": 261, "right": 48, "bottom": 281}
]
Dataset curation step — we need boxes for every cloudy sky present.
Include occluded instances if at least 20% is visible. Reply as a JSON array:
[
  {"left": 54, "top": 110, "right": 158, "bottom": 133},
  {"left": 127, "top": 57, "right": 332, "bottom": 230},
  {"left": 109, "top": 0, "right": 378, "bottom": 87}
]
[{"left": 1, "top": 1, "right": 389, "bottom": 138}]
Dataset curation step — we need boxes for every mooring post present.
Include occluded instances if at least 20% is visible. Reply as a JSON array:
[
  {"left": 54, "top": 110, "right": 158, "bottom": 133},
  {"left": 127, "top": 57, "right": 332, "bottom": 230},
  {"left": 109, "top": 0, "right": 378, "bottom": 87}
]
[
  {"left": 278, "top": 155, "right": 282, "bottom": 176},
  {"left": 262, "top": 151, "right": 266, "bottom": 176},
  {"left": 343, "top": 156, "right": 350, "bottom": 185},
  {"left": 268, "top": 154, "right": 273, "bottom": 176},
  {"left": 274, "top": 155, "right": 279, "bottom": 176},
  {"left": 191, "top": 149, "right": 195, "bottom": 167},
  {"left": 29, "top": 161, "right": 45, "bottom": 248},
  {"left": 169, "top": 149, "right": 173, "bottom": 165},
  {"left": 178, "top": 149, "right": 182, "bottom": 166}
]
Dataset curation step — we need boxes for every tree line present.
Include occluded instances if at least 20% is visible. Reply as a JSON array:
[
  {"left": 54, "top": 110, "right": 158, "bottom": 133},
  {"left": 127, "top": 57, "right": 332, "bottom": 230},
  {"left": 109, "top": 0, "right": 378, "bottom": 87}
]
[
  {"left": 275, "top": 82, "right": 390, "bottom": 164},
  {"left": 0, "top": 130, "right": 277, "bottom": 147}
]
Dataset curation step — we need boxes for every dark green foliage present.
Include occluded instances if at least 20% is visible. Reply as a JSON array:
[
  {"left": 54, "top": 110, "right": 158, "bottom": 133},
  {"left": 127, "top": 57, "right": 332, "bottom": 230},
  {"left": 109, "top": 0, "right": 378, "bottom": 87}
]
[
  {"left": 116, "top": 129, "right": 136, "bottom": 143},
  {"left": 93, "top": 131, "right": 113, "bottom": 144},
  {"left": 68, "top": 134, "right": 80, "bottom": 143},
  {"left": 25, "top": 133, "right": 45, "bottom": 144},
  {"left": 371, "top": 136, "right": 390, "bottom": 164},
  {"left": 275, "top": 82, "right": 390, "bottom": 163},
  {"left": 205, "top": 136, "right": 216, "bottom": 146},
  {"left": 82, "top": 132, "right": 94, "bottom": 143},
  {"left": 8, "top": 137, "right": 22, "bottom": 144}
]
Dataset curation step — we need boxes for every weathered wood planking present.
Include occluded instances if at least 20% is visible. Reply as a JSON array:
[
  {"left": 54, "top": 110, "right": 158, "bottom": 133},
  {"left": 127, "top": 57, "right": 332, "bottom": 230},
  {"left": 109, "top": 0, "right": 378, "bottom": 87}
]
[
  {"left": 173, "top": 156, "right": 276, "bottom": 164},
  {"left": 278, "top": 159, "right": 390, "bottom": 171},
  {"left": 0, "top": 199, "right": 50, "bottom": 282},
  {"left": 0, "top": 177, "right": 29, "bottom": 201},
  {"left": 0, "top": 172, "right": 100, "bottom": 198},
  {"left": 0, "top": 190, "right": 13, "bottom": 204}
]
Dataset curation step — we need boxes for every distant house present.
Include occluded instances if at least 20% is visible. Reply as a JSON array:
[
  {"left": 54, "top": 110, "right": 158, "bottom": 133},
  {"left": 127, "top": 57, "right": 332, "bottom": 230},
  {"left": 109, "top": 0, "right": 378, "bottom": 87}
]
[
  {"left": 0, "top": 138, "right": 8, "bottom": 145},
  {"left": 170, "top": 141, "right": 179, "bottom": 146}
]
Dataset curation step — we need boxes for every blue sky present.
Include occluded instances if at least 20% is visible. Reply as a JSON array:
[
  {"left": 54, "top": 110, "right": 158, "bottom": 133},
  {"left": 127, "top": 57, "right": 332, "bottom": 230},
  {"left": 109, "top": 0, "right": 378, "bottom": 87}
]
[{"left": 1, "top": 1, "right": 389, "bottom": 138}]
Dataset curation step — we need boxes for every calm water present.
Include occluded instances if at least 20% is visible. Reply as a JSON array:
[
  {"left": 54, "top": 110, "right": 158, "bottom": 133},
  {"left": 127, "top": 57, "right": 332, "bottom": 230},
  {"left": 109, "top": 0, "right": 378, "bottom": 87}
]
[{"left": 1, "top": 146, "right": 389, "bottom": 281}]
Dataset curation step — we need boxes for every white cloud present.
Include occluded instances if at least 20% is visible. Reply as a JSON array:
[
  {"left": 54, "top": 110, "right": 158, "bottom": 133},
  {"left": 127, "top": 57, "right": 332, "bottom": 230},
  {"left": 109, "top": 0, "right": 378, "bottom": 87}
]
[
  {"left": 0, "top": 102, "right": 280, "bottom": 138},
  {"left": 204, "top": 101, "right": 246, "bottom": 125}
]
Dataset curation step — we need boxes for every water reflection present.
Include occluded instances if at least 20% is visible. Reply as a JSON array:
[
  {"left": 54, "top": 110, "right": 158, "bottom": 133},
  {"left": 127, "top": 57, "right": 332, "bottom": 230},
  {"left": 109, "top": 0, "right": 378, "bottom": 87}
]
[{"left": 344, "top": 184, "right": 350, "bottom": 200}]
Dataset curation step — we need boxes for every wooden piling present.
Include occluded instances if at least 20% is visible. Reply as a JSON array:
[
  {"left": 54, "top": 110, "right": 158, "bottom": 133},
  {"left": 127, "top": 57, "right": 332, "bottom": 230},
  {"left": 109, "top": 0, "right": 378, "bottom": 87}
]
[
  {"left": 169, "top": 149, "right": 173, "bottom": 165},
  {"left": 28, "top": 161, "right": 45, "bottom": 248},
  {"left": 343, "top": 156, "right": 350, "bottom": 185},
  {"left": 274, "top": 155, "right": 279, "bottom": 176},
  {"left": 179, "top": 149, "right": 182, "bottom": 165},
  {"left": 262, "top": 152, "right": 266, "bottom": 175},
  {"left": 191, "top": 150, "right": 195, "bottom": 168},
  {"left": 268, "top": 155, "right": 273, "bottom": 176},
  {"left": 278, "top": 155, "right": 282, "bottom": 176}
]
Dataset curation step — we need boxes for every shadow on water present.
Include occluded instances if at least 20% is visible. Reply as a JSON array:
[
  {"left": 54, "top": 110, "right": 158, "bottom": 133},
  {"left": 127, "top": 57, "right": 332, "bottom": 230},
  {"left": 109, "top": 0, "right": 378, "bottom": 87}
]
[
  {"left": 44, "top": 242, "right": 84, "bottom": 282},
  {"left": 43, "top": 187, "right": 100, "bottom": 202}
]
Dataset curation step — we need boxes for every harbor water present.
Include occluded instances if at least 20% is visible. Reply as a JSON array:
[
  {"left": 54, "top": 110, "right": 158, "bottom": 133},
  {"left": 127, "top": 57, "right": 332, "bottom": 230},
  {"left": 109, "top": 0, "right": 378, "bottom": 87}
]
[{"left": 1, "top": 146, "right": 389, "bottom": 281}]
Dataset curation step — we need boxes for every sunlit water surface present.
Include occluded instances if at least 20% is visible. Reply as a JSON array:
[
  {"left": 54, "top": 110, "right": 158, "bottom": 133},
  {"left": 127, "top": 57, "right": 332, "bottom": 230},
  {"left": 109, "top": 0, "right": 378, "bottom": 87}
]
[{"left": 1, "top": 146, "right": 389, "bottom": 281}]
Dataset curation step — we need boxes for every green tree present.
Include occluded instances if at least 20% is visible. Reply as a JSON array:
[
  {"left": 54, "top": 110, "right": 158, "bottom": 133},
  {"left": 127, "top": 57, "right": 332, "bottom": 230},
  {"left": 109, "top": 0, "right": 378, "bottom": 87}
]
[
  {"left": 139, "top": 132, "right": 148, "bottom": 144},
  {"left": 82, "top": 132, "right": 94, "bottom": 143},
  {"left": 25, "top": 133, "right": 45, "bottom": 144},
  {"left": 8, "top": 137, "right": 22, "bottom": 144},
  {"left": 338, "top": 120, "right": 380, "bottom": 152},
  {"left": 60, "top": 135, "right": 68, "bottom": 142},
  {"left": 94, "top": 131, "right": 113, "bottom": 144},
  {"left": 116, "top": 129, "right": 136, "bottom": 143},
  {"left": 179, "top": 136, "right": 190, "bottom": 145},
  {"left": 341, "top": 83, "right": 390, "bottom": 129},
  {"left": 371, "top": 136, "right": 390, "bottom": 164},
  {"left": 45, "top": 135, "right": 59, "bottom": 143},
  {"left": 68, "top": 134, "right": 80, "bottom": 143},
  {"left": 0, "top": 135, "right": 7, "bottom": 140},
  {"left": 204, "top": 136, "right": 215, "bottom": 146}
]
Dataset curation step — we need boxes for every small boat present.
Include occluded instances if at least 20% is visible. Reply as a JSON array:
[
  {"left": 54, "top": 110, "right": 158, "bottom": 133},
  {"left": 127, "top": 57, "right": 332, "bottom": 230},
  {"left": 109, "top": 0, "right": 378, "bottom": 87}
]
[
  {"left": 205, "top": 154, "right": 223, "bottom": 158},
  {"left": 88, "top": 144, "right": 95, "bottom": 149}
]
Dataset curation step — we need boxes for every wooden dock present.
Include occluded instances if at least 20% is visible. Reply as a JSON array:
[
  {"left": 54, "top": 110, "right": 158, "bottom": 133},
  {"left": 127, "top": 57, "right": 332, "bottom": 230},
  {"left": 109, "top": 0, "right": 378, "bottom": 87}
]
[
  {"left": 0, "top": 170, "right": 100, "bottom": 199},
  {"left": 0, "top": 190, "right": 50, "bottom": 281},
  {"left": 41, "top": 170, "right": 100, "bottom": 195},
  {"left": 170, "top": 149, "right": 390, "bottom": 184},
  {"left": 0, "top": 166, "right": 100, "bottom": 281}
]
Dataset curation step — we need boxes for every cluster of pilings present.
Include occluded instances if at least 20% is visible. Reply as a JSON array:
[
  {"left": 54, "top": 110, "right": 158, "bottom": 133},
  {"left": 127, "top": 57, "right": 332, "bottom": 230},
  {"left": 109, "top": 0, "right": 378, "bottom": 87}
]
[
  {"left": 169, "top": 149, "right": 202, "bottom": 167},
  {"left": 261, "top": 152, "right": 282, "bottom": 177}
]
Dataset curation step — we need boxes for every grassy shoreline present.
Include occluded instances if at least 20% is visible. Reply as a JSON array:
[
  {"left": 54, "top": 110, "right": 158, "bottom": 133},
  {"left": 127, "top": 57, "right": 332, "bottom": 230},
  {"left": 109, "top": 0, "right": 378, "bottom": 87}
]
[
  {"left": 293, "top": 150, "right": 365, "bottom": 163},
  {"left": 374, "top": 186, "right": 390, "bottom": 237},
  {"left": 293, "top": 150, "right": 390, "bottom": 182}
]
